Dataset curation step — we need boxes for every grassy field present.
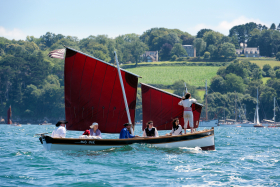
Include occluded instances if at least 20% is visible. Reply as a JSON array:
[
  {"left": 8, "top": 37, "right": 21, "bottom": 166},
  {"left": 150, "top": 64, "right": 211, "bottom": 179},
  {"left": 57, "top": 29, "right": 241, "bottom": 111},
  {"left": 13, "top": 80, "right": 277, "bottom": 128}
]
[
  {"left": 262, "top": 77, "right": 271, "bottom": 84},
  {"left": 250, "top": 60, "right": 279, "bottom": 68},
  {"left": 197, "top": 90, "right": 205, "bottom": 100},
  {"left": 121, "top": 60, "right": 229, "bottom": 67},
  {"left": 128, "top": 66, "right": 219, "bottom": 87}
]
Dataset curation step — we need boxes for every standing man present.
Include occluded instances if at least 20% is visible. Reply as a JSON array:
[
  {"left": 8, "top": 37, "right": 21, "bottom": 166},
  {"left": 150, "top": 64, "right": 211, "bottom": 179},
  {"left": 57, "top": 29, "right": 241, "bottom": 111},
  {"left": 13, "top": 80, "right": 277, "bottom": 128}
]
[
  {"left": 119, "top": 123, "right": 139, "bottom": 139},
  {"left": 178, "top": 93, "right": 197, "bottom": 133},
  {"left": 51, "top": 120, "right": 67, "bottom": 138}
]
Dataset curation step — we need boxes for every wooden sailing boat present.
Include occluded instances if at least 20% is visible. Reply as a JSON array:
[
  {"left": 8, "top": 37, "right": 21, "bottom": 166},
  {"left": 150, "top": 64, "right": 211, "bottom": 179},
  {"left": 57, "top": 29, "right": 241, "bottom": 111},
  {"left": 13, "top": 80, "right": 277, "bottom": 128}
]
[
  {"left": 7, "top": 106, "right": 21, "bottom": 126},
  {"left": 38, "top": 47, "right": 215, "bottom": 151},
  {"left": 262, "top": 97, "right": 280, "bottom": 127},
  {"left": 199, "top": 80, "right": 218, "bottom": 127}
]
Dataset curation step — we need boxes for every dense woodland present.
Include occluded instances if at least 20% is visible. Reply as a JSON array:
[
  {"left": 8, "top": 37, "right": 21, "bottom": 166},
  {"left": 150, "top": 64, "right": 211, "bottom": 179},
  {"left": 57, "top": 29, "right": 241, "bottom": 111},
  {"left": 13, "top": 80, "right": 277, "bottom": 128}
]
[{"left": 1, "top": 22, "right": 280, "bottom": 123}]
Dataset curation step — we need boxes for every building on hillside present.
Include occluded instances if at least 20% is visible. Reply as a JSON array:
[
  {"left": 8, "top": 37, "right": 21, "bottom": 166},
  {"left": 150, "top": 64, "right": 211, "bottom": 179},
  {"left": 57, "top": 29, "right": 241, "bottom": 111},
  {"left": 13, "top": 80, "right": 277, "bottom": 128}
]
[
  {"left": 140, "top": 51, "right": 158, "bottom": 62},
  {"left": 182, "top": 45, "right": 196, "bottom": 57},
  {"left": 236, "top": 43, "right": 260, "bottom": 57}
]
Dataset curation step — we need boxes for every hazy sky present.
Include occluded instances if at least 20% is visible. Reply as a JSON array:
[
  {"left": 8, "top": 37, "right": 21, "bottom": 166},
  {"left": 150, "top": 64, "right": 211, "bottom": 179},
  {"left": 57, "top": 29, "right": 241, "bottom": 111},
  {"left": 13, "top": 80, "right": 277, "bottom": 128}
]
[{"left": 0, "top": 0, "right": 279, "bottom": 40}]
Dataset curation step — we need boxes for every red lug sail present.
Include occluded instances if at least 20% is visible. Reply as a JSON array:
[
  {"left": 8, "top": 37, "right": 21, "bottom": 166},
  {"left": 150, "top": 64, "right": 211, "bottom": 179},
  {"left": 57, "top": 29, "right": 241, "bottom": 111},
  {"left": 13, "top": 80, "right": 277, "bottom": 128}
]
[
  {"left": 141, "top": 83, "right": 202, "bottom": 130},
  {"left": 64, "top": 47, "right": 140, "bottom": 133}
]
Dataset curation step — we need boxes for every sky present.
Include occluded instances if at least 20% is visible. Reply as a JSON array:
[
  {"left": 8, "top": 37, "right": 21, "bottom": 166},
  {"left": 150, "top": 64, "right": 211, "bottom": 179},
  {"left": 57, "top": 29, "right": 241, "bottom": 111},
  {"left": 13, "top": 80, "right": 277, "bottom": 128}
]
[{"left": 0, "top": 0, "right": 279, "bottom": 40}]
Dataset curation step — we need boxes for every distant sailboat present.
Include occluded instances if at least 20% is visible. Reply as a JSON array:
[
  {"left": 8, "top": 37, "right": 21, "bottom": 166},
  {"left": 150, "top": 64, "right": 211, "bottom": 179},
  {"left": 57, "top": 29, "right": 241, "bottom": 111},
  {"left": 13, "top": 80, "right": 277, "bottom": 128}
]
[
  {"left": 262, "top": 97, "right": 280, "bottom": 127},
  {"left": 7, "top": 106, "right": 21, "bottom": 126},
  {"left": 7, "top": 106, "right": 12, "bottom": 125},
  {"left": 253, "top": 88, "right": 264, "bottom": 127}
]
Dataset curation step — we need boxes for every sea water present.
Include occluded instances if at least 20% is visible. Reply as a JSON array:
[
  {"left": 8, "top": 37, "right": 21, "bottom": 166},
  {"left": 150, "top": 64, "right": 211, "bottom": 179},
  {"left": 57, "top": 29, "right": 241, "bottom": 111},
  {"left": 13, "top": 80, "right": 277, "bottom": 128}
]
[{"left": 0, "top": 125, "right": 279, "bottom": 186}]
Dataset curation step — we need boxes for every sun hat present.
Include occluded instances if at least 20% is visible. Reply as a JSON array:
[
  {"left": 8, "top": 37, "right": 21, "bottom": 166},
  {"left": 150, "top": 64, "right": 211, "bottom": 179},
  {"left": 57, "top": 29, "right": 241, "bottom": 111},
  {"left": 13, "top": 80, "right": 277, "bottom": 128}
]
[
  {"left": 55, "top": 120, "right": 68, "bottom": 127},
  {"left": 90, "top": 122, "right": 98, "bottom": 129}
]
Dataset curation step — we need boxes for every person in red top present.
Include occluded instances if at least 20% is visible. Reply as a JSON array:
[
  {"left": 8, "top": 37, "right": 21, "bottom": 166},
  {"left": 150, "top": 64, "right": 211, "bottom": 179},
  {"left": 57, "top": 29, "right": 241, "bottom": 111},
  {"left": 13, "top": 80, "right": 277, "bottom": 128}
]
[{"left": 83, "top": 130, "right": 90, "bottom": 136}]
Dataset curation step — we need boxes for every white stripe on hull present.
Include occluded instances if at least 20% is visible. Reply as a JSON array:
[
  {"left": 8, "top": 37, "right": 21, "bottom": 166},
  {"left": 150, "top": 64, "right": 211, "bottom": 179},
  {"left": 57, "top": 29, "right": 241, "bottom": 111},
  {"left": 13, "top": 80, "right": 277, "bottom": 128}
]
[
  {"left": 42, "top": 135, "right": 214, "bottom": 151},
  {"left": 153, "top": 135, "right": 214, "bottom": 148}
]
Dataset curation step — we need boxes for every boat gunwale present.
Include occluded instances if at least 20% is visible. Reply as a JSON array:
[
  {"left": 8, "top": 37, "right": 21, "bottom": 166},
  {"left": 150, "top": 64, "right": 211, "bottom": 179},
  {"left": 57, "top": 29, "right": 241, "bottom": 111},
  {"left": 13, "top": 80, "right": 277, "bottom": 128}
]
[{"left": 46, "top": 128, "right": 214, "bottom": 142}]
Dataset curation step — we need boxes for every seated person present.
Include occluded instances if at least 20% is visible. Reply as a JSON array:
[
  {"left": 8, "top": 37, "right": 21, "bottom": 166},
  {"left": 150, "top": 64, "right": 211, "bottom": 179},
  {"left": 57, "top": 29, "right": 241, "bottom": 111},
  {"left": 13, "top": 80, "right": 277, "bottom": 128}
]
[
  {"left": 165, "top": 118, "right": 182, "bottom": 136},
  {"left": 119, "top": 123, "right": 139, "bottom": 139},
  {"left": 89, "top": 122, "right": 102, "bottom": 138},
  {"left": 142, "top": 121, "right": 159, "bottom": 137},
  {"left": 51, "top": 120, "right": 67, "bottom": 138},
  {"left": 81, "top": 122, "right": 102, "bottom": 139}
]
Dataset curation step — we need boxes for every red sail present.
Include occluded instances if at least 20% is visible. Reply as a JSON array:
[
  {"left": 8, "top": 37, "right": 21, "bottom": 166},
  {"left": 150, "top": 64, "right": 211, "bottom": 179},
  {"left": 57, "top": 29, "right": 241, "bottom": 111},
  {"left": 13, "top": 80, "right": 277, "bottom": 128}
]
[
  {"left": 141, "top": 83, "right": 202, "bottom": 130},
  {"left": 7, "top": 106, "right": 12, "bottom": 124},
  {"left": 64, "top": 47, "right": 140, "bottom": 133}
]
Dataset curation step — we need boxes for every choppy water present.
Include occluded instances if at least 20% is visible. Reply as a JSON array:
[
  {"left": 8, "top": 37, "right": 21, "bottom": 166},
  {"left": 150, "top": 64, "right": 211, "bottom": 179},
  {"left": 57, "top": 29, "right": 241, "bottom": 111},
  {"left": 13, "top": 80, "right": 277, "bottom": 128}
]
[{"left": 0, "top": 125, "right": 280, "bottom": 186}]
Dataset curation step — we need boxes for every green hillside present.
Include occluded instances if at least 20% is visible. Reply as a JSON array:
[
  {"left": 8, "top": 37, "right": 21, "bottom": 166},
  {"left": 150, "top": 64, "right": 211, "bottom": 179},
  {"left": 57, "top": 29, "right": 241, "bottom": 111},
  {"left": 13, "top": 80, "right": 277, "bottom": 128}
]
[{"left": 127, "top": 66, "right": 219, "bottom": 87}]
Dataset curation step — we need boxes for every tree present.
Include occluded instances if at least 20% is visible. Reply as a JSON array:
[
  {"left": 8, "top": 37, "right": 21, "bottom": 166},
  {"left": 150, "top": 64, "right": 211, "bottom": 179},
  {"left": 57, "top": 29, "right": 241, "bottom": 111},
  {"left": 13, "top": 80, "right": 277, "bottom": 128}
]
[
  {"left": 196, "top": 29, "right": 212, "bottom": 38},
  {"left": 276, "top": 70, "right": 280, "bottom": 79},
  {"left": 210, "top": 75, "right": 225, "bottom": 94},
  {"left": 207, "top": 45, "right": 218, "bottom": 59},
  {"left": 193, "top": 38, "right": 206, "bottom": 56},
  {"left": 262, "top": 64, "right": 272, "bottom": 77},
  {"left": 247, "top": 28, "right": 261, "bottom": 47},
  {"left": 203, "top": 31, "right": 223, "bottom": 47},
  {"left": 229, "top": 22, "right": 259, "bottom": 44},
  {"left": 252, "top": 68, "right": 263, "bottom": 80},
  {"left": 159, "top": 43, "right": 172, "bottom": 61},
  {"left": 270, "top": 23, "right": 276, "bottom": 30},
  {"left": 203, "top": 51, "right": 210, "bottom": 59},
  {"left": 224, "top": 73, "right": 245, "bottom": 93},
  {"left": 276, "top": 52, "right": 280, "bottom": 61},
  {"left": 170, "top": 43, "right": 187, "bottom": 57},
  {"left": 220, "top": 42, "right": 237, "bottom": 58},
  {"left": 224, "top": 60, "right": 248, "bottom": 79}
]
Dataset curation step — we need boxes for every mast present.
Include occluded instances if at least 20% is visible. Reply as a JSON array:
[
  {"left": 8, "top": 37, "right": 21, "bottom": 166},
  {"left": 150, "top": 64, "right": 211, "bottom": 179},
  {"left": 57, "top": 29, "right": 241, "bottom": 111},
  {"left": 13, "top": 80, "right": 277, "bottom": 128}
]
[
  {"left": 114, "top": 52, "right": 133, "bottom": 133},
  {"left": 256, "top": 88, "right": 259, "bottom": 124},
  {"left": 235, "top": 91, "right": 237, "bottom": 122},
  {"left": 274, "top": 97, "right": 276, "bottom": 123},
  {"left": 205, "top": 80, "right": 208, "bottom": 121}
]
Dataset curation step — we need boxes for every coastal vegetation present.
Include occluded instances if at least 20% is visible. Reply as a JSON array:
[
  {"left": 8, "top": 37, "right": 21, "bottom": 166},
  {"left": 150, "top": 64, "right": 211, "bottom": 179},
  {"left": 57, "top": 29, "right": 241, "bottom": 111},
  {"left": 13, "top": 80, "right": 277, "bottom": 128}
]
[{"left": 0, "top": 21, "right": 280, "bottom": 123}]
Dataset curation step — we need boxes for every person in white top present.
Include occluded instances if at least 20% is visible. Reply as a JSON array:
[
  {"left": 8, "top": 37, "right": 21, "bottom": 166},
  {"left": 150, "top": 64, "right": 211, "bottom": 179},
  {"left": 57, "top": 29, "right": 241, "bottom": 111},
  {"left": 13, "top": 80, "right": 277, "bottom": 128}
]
[
  {"left": 51, "top": 120, "right": 67, "bottom": 138},
  {"left": 166, "top": 118, "right": 182, "bottom": 136},
  {"left": 142, "top": 121, "right": 159, "bottom": 137},
  {"left": 178, "top": 93, "right": 197, "bottom": 134}
]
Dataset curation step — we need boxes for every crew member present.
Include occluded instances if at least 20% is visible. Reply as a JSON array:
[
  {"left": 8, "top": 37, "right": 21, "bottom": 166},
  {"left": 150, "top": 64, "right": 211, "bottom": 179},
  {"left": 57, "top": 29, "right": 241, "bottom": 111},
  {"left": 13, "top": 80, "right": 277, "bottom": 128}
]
[
  {"left": 88, "top": 122, "right": 102, "bottom": 138},
  {"left": 51, "top": 120, "right": 67, "bottom": 138},
  {"left": 142, "top": 121, "right": 159, "bottom": 137},
  {"left": 166, "top": 118, "right": 183, "bottom": 136},
  {"left": 178, "top": 93, "right": 197, "bottom": 133},
  {"left": 119, "top": 123, "right": 139, "bottom": 139}
]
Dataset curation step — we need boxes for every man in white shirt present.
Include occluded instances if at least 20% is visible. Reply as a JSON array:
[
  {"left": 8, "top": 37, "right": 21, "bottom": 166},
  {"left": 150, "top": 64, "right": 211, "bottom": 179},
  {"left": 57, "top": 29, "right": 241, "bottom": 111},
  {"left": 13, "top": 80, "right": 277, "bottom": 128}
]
[
  {"left": 51, "top": 120, "right": 67, "bottom": 138},
  {"left": 178, "top": 93, "right": 197, "bottom": 134}
]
